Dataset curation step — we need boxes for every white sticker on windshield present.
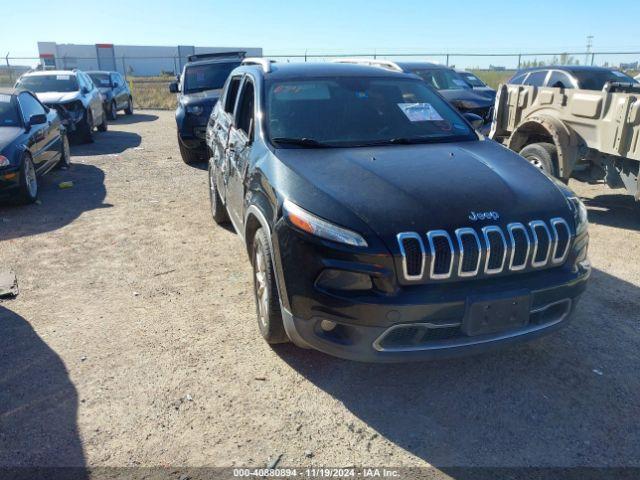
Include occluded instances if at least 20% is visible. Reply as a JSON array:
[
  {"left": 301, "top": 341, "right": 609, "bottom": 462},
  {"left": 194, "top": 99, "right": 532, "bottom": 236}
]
[
  {"left": 397, "top": 103, "right": 444, "bottom": 122},
  {"left": 56, "top": 75, "right": 70, "bottom": 80},
  {"left": 99, "top": 79, "right": 110, "bottom": 86},
  {"left": 0, "top": 94, "right": 10, "bottom": 103}
]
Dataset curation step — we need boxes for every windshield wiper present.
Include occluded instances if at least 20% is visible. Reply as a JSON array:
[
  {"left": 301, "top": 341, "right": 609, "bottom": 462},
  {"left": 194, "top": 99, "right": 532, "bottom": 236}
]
[{"left": 271, "top": 137, "right": 333, "bottom": 148}]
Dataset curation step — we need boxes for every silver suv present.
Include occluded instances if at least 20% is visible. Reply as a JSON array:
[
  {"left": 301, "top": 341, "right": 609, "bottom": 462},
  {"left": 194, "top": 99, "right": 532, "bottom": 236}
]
[{"left": 15, "top": 70, "right": 107, "bottom": 143}]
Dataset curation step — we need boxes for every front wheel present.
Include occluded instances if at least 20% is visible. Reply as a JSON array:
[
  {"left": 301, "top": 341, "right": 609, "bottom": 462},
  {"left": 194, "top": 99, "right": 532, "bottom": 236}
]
[
  {"left": 78, "top": 109, "right": 94, "bottom": 143},
  {"left": 124, "top": 97, "right": 133, "bottom": 115},
  {"left": 208, "top": 161, "right": 229, "bottom": 224},
  {"left": 520, "top": 142, "right": 558, "bottom": 177},
  {"left": 109, "top": 100, "right": 118, "bottom": 120},
  {"left": 57, "top": 133, "right": 71, "bottom": 169},
  {"left": 18, "top": 154, "right": 38, "bottom": 204},
  {"left": 252, "top": 228, "right": 289, "bottom": 345},
  {"left": 97, "top": 110, "right": 108, "bottom": 132}
]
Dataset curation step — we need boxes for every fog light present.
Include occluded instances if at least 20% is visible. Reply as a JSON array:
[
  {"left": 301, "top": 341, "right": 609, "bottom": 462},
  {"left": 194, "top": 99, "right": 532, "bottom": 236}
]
[{"left": 320, "top": 320, "right": 337, "bottom": 332}]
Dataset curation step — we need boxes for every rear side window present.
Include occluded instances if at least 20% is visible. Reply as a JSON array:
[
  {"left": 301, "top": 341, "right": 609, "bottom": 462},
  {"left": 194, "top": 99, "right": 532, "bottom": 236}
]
[
  {"left": 224, "top": 76, "right": 242, "bottom": 114},
  {"left": 524, "top": 71, "right": 548, "bottom": 87},
  {"left": 235, "top": 80, "right": 255, "bottom": 137}
]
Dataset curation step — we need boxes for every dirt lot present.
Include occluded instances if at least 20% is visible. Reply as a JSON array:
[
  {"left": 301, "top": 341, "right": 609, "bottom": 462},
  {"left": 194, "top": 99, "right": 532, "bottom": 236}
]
[{"left": 1, "top": 110, "right": 639, "bottom": 474}]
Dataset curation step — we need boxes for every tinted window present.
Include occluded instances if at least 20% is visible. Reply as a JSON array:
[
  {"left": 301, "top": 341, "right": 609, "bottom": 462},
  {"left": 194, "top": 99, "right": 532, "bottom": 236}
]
[
  {"left": 524, "top": 71, "right": 548, "bottom": 86},
  {"left": 547, "top": 71, "right": 574, "bottom": 89},
  {"left": 410, "top": 68, "right": 472, "bottom": 90},
  {"left": 183, "top": 62, "right": 240, "bottom": 94},
  {"left": 89, "top": 73, "right": 112, "bottom": 87},
  {"left": 16, "top": 74, "right": 79, "bottom": 93},
  {"left": 460, "top": 72, "right": 485, "bottom": 87},
  {"left": 224, "top": 76, "right": 242, "bottom": 114},
  {"left": 235, "top": 80, "right": 254, "bottom": 137},
  {"left": 266, "top": 76, "right": 476, "bottom": 147},
  {"left": 83, "top": 74, "right": 95, "bottom": 90},
  {"left": 0, "top": 94, "right": 20, "bottom": 127},
  {"left": 18, "top": 93, "right": 46, "bottom": 121},
  {"left": 572, "top": 69, "right": 638, "bottom": 90},
  {"left": 509, "top": 73, "right": 527, "bottom": 85}
]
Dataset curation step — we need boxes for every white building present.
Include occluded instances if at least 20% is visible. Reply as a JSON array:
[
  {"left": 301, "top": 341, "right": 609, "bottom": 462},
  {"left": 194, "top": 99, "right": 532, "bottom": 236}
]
[{"left": 37, "top": 42, "right": 262, "bottom": 76}]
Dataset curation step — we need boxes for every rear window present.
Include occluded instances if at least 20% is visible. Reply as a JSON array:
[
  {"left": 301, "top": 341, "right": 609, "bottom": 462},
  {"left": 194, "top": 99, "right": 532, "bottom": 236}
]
[
  {"left": 0, "top": 94, "right": 20, "bottom": 127},
  {"left": 410, "top": 68, "right": 472, "bottom": 90},
  {"left": 89, "top": 73, "right": 112, "bottom": 87},
  {"left": 16, "top": 74, "right": 79, "bottom": 93},
  {"left": 572, "top": 70, "right": 639, "bottom": 90}
]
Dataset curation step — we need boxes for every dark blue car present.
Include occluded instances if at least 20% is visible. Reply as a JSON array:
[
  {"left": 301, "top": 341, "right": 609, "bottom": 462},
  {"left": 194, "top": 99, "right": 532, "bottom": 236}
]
[{"left": 0, "top": 88, "right": 70, "bottom": 204}]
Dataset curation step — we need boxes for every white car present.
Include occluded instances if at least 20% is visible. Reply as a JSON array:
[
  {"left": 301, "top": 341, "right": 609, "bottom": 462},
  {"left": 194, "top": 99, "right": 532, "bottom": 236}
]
[{"left": 15, "top": 70, "right": 107, "bottom": 143}]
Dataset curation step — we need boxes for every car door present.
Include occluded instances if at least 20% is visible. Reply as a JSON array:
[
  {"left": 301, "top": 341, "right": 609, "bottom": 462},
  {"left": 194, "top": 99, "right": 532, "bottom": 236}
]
[
  {"left": 17, "top": 92, "right": 52, "bottom": 169},
  {"left": 83, "top": 73, "right": 103, "bottom": 123},
  {"left": 212, "top": 74, "right": 242, "bottom": 204},
  {"left": 226, "top": 76, "right": 255, "bottom": 225}
]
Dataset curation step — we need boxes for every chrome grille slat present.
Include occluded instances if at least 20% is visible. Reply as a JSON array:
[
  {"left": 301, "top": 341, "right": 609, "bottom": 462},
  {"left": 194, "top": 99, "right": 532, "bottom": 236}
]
[{"left": 396, "top": 219, "right": 573, "bottom": 283}]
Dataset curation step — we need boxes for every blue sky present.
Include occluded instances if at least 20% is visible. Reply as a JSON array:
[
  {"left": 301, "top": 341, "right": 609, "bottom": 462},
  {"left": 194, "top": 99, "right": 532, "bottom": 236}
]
[{"left": 2, "top": 0, "right": 639, "bottom": 61}]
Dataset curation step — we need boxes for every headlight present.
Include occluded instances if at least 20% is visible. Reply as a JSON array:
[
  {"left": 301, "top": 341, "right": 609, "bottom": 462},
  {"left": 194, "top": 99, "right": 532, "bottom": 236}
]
[
  {"left": 283, "top": 199, "right": 368, "bottom": 247},
  {"left": 186, "top": 105, "right": 204, "bottom": 115},
  {"left": 0, "top": 155, "right": 10, "bottom": 167},
  {"left": 568, "top": 196, "right": 588, "bottom": 234}
]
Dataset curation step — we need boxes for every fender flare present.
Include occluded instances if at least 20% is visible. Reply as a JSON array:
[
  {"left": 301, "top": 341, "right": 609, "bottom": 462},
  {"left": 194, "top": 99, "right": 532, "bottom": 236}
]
[{"left": 507, "top": 115, "right": 580, "bottom": 178}]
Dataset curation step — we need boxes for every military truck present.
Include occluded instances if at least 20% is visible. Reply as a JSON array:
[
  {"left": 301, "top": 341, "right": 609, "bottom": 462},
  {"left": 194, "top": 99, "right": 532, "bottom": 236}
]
[{"left": 490, "top": 80, "right": 640, "bottom": 200}]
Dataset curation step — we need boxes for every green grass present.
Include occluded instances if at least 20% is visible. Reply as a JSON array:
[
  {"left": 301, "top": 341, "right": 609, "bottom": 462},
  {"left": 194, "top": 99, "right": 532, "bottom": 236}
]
[{"left": 128, "top": 77, "right": 177, "bottom": 110}]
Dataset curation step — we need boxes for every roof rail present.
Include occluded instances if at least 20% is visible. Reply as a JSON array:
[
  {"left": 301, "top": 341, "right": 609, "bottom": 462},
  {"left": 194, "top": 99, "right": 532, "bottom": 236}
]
[
  {"left": 332, "top": 58, "right": 403, "bottom": 72},
  {"left": 241, "top": 57, "right": 275, "bottom": 73},
  {"left": 187, "top": 51, "right": 247, "bottom": 62}
]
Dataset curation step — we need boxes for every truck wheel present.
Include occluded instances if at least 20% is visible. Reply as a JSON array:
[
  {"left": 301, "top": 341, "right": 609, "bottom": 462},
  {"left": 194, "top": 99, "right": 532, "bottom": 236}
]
[
  {"left": 177, "top": 133, "right": 201, "bottom": 164},
  {"left": 18, "top": 153, "right": 38, "bottom": 204},
  {"left": 520, "top": 142, "right": 558, "bottom": 177},
  {"left": 252, "top": 228, "right": 289, "bottom": 344},
  {"left": 208, "top": 161, "right": 229, "bottom": 224},
  {"left": 124, "top": 97, "right": 133, "bottom": 115},
  {"left": 79, "top": 109, "right": 94, "bottom": 143}
]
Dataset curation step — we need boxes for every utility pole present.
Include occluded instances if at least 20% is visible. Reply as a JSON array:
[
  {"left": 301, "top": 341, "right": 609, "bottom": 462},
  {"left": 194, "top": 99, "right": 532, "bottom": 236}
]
[{"left": 585, "top": 35, "right": 593, "bottom": 66}]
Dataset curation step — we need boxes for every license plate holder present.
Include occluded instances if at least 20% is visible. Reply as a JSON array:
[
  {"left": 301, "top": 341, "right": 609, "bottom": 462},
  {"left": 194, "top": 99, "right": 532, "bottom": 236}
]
[{"left": 462, "top": 292, "right": 531, "bottom": 336}]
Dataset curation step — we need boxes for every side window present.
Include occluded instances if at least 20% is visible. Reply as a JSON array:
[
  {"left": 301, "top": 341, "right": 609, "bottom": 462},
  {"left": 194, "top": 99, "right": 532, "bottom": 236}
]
[
  {"left": 18, "top": 93, "right": 46, "bottom": 121},
  {"left": 547, "top": 71, "right": 573, "bottom": 89},
  {"left": 524, "top": 71, "right": 548, "bottom": 87},
  {"left": 84, "top": 74, "right": 95, "bottom": 90},
  {"left": 235, "top": 80, "right": 255, "bottom": 138},
  {"left": 224, "top": 76, "right": 242, "bottom": 114},
  {"left": 509, "top": 73, "right": 527, "bottom": 85},
  {"left": 110, "top": 73, "right": 118, "bottom": 86}
]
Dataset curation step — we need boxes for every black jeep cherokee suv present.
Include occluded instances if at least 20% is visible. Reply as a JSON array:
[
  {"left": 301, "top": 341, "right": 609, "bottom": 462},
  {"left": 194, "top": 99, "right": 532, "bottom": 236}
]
[
  {"left": 170, "top": 52, "right": 245, "bottom": 163},
  {"left": 206, "top": 61, "right": 590, "bottom": 362}
]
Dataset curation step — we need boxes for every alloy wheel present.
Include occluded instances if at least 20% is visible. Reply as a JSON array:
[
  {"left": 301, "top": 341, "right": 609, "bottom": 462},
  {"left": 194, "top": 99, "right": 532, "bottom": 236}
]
[{"left": 25, "top": 157, "right": 37, "bottom": 197}]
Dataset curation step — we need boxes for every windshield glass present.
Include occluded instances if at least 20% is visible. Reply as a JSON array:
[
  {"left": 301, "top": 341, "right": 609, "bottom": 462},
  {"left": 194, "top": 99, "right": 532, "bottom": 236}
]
[
  {"left": 572, "top": 70, "right": 638, "bottom": 90},
  {"left": 459, "top": 72, "right": 485, "bottom": 87},
  {"left": 410, "top": 68, "right": 472, "bottom": 90},
  {"left": 183, "top": 62, "right": 240, "bottom": 94},
  {"left": 16, "top": 74, "right": 79, "bottom": 93},
  {"left": 266, "top": 76, "right": 476, "bottom": 147},
  {"left": 0, "top": 94, "right": 20, "bottom": 127},
  {"left": 89, "top": 73, "right": 111, "bottom": 87}
]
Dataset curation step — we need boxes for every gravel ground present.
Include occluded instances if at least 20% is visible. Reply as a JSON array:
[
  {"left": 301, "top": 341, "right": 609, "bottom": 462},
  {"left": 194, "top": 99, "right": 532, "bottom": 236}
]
[{"left": 1, "top": 111, "right": 639, "bottom": 473}]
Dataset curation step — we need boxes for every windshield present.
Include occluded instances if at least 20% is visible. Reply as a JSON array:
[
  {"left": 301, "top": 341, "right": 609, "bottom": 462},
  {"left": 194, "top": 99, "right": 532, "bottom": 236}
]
[
  {"left": 183, "top": 62, "right": 240, "bottom": 94},
  {"left": 410, "top": 68, "right": 472, "bottom": 90},
  {"left": 16, "top": 74, "right": 79, "bottom": 93},
  {"left": 460, "top": 72, "right": 485, "bottom": 87},
  {"left": 0, "top": 94, "right": 20, "bottom": 127},
  {"left": 89, "top": 73, "right": 111, "bottom": 87},
  {"left": 572, "top": 70, "right": 639, "bottom": 90},
  {"left": 266, "top": 76, "right": 477, "bottom": 147}
]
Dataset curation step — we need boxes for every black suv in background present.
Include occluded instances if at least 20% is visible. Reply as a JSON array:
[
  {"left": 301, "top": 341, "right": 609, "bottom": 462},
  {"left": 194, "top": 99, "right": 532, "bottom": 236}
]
[
  {"left": 205, "top": 61, "right": 590, "bottom": 362},
  {"left": 170, "top": 52, "right": 245, "bottom": 163},
  {"left": 507, "top": 66, "right": 639, "bottom": 90},
  {"left": 335, "top": 59, "right": 495, "bottom": 131},
  {"left": 87, "top": 71, "right": 133, "bottom": 120}
]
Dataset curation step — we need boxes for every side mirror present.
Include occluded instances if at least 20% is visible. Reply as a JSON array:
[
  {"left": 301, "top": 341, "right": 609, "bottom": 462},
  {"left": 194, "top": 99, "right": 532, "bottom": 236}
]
[
  {"left": 29, "top": 113, "right": 47, "bottom": 126},
  {"left": 169, "top": 82, "right": 179, "bottom": 93},
  {"left": 463, "top": 112, "right": 484, "bottom": 130}
]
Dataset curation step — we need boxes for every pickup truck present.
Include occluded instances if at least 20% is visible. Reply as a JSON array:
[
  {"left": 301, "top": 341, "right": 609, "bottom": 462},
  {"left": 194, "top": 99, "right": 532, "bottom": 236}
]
[{"left": 490, "top": 81, "right": 640, "bottom": 200}]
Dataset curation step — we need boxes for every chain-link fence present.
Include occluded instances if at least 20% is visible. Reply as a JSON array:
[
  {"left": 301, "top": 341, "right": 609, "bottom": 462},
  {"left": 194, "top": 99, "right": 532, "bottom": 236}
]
[{"left": 2, "top": 51, "right": 639, "bottom": 109}]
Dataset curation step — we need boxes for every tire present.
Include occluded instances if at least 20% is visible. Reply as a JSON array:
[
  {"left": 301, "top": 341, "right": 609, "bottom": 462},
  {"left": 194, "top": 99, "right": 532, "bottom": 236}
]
[
  {"left": 124, "top": 97, "right": 133, "bottom": 115},
  {"left": 520, "top": 142, "right": 558, "bottom": 177},
  {"left": 208, "top": 161, "right": 229, "bottom": 224},
  {"left": 177, "top": 133, "right": 201, "bottom": 164},
  {"left": 252, "top": 228, "right": 289, "bottom": 344},
  {"left": 109, "top": 101, "right": 118, "bottom": 120},
  {"left": 18, "top": 154, "right": 38, "bottom": 204},
  {"left": 57, "top": 133, "right": 71, "bottom": 169},
  {"left": 78, "top": 109, "right": 94, "bottom": 143},
  {"left": 97, "top": 111, "right": 108, "bottom": 132}
]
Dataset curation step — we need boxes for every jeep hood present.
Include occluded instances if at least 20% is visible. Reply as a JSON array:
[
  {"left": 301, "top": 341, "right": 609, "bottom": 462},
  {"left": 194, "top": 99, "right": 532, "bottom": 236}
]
[
  {"left": 275, "top": 140, "right": 572, "bottom": 242},
  {"left": 35, "top": 91, "right": 80, "bottom": 104}
]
